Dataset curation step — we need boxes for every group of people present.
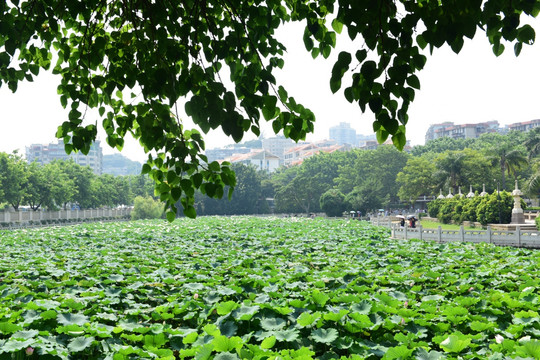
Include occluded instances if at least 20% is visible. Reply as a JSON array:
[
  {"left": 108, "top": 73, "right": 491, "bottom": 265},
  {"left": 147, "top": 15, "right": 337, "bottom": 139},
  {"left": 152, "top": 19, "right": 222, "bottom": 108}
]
[{"left": 399, "top": 215, "right": 417, "bottom": 228}]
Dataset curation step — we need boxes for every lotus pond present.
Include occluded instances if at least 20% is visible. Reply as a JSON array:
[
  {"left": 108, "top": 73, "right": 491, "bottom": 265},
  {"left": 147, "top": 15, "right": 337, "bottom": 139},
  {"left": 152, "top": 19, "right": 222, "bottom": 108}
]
[{"left": 1, "top": 217, "right": 540, "bottom": 360}]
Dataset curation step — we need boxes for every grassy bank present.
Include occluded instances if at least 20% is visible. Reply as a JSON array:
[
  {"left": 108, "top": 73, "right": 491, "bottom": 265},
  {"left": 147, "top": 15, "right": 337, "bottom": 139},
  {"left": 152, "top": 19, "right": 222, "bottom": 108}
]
[{"left": 418, "top": 219, "right": 479, "bottom": 230}]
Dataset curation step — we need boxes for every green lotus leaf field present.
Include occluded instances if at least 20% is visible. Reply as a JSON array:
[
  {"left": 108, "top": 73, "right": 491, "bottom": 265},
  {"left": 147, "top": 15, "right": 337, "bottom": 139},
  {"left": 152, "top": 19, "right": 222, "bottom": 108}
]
[{"left": 1, "top": 217, "right": 540, "bottom": 359}]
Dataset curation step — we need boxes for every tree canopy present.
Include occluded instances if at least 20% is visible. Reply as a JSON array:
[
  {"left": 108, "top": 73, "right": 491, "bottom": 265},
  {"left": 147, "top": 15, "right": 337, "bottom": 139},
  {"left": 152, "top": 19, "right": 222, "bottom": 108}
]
[{"left": 1, "top": 0, "right": 538, "bottom": 217}]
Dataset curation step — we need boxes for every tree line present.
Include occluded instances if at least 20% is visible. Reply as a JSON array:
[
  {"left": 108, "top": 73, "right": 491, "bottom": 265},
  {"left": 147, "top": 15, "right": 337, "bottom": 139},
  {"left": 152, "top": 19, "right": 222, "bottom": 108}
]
[
  {"left": 2, "top": 128, "right": 538, "bottom": 217},
  {"left": 0, "top": 153, "right": 154, "bottom": 211},
  {"left": 195, "top": 128, "right": 540, "bottom": 217}
]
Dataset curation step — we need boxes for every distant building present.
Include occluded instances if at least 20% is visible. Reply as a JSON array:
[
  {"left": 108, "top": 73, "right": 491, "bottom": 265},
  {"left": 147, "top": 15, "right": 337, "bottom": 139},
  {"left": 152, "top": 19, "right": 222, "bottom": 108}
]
[
  {"left": 26, "top": 140, "right": 103, "bottom": 174},
  {"left": 224, "top": 149, "right": 280, "bottom": 173},
  {"left": 506, "top": 119, "right": 540, "bottom": 132},
  {"left": 425, "top": 119, "right": 540, "bottom": 143},
  {"left": 356, "top": 134, "right": 377, "bottom": 147},
  {"left": 425, "top": 121, "right": 499, "bottom": 142},
  {"left": 359, "top": 139, "right": 412, "bottom": 152},
  {"left": 283, "top": 140, "right": 347, "bottom": 166},
  {"left": 329, "top": 122, "right": 357, "bottom": 146},
  {"left": 261, "top": 136, "right": 295, "bottom": 161},
  {"left": 205, "top": 147, "right": 251, "bottom": 163},
  {"left": 424, "top": 122, "right": 454, "bottom": 143}
]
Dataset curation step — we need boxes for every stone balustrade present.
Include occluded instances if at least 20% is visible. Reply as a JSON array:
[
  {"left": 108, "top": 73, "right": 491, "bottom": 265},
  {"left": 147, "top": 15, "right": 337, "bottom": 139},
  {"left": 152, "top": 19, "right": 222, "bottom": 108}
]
[{"left": 0, "top": 208, "right": 132, "bottom": 225}]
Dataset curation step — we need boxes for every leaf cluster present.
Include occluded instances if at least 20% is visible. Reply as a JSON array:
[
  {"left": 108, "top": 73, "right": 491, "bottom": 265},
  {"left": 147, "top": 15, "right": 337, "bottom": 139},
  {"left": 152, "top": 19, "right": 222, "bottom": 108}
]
[{"left": 2, "top": 0, "right": 539, "bottom": 218}]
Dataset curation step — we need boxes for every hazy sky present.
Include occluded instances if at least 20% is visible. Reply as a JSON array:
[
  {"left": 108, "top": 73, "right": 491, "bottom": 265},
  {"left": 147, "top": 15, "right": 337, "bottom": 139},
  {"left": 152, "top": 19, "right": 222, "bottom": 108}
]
[{"left": 1, "top": 20, "right": 539, "bottom": 162}]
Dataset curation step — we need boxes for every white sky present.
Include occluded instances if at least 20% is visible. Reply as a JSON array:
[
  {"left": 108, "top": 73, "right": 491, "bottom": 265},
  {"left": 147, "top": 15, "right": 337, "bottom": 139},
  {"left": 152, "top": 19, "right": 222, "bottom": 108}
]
[{"left": 1, "top": 20, "right": 539, "bottom": 163}]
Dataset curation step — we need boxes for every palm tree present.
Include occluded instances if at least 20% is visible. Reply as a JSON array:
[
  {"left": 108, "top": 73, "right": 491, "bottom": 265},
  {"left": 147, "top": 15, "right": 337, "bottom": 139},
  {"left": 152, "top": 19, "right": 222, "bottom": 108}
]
[
  {"left": 525, "top": 159, "right": 540, "bottom": 198},
  {"left": 434, "top": 151, "right": 467, "bottom": 193},
  {"left": 524, "top": 127, "right": 540, "bottom": 160},
  {"left": 486, "top": 146, "right": 528, "bottom": 190}
]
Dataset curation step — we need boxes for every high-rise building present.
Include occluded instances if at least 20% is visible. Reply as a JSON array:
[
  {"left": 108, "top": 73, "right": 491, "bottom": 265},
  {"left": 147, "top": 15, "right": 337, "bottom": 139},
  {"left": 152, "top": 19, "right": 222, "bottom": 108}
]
[
  {"left": 261, "top": 136, "right": 295, "bottom": 160},
  {"left": 26, "top": 140, "right": 103, "bottom": 174},
  {"left": 329, "top": 122, "right": 357, "bottom": 146},
  {"left": 425, "top": 121, "right": 499, "bottom": 142}
]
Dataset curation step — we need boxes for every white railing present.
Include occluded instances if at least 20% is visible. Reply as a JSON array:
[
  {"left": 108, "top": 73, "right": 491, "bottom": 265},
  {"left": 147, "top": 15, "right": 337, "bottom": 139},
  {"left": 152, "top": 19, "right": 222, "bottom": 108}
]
[
  {"left": 0, "top": 208, "right": 131, "bottom": 225},
  {"left": 370, "top": 217, "right": 540, "bottom": 249}
]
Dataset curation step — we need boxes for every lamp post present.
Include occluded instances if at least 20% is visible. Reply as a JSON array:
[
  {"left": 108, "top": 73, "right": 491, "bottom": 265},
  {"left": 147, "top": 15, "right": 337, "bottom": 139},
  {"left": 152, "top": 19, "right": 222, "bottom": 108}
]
[{"left": 495, "top": 179, "right": 502, "bottom": 224}]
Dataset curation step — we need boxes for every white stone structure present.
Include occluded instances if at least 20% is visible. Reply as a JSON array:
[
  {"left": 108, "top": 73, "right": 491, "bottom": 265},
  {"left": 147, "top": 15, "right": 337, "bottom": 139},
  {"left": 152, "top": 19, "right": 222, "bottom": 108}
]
[{"left": 511, "top": 180, "right": 525, "bottom": 224}]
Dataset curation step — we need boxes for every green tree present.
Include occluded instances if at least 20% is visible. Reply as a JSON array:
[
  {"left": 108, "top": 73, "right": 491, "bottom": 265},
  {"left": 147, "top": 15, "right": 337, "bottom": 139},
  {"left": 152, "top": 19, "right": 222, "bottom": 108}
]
[
  {"left": 345, "top": 177, "right": 387, "bottom": 215},
  {"left": 131, "top": 196, "right": 164, "bottom": 220},
  {"left": 48, "top": 161, "right": 77, "bottom": 209},
  {"left": 524, "top": 127, "right": 540, "bottom": 160},
  {"left": 433, "top": 151, "right": 467, "bottom": 194},
  {"left": 411, "top": 137, "right": 471, "bottom": 157},
  {"left": 460, "top": 148, "right": 498, "bottom": 194},
  {"left": 486, "top": 145, "right": 528, "bottom": 191},
  {"left": 2, "top": 0, "right": 538, "bottom": 217},
  {"left": 336, "top": 146, "right": 408, "bottom": 206},
  {"left": 201, "top": 163, "right": 267, "bottom": 215},
  {"left": 128, "top": 174, "right": 156, "bottom": 200},
  {"left": 24, "top": 162, "right": 50, "bottom": 210},
  {"left": 274, "top": 151, "right": 353, "bottom": 214},
  {"left": 93, "top": 174, "right": 119, "bottom": 208},
  {"left": 113, "top": 176, "right": 133, "bottom": 206},
  {"left": 63, "top": 161, "right": 96, "bottom": 209},
  {"left": 0, "top": 152, "right": 27, "bottom": 210},
  {"left": 525, "top": 159, "right": 540, "bottom": 199},
  {"left": 228, "top": 164, "right": 267, "bottom": 214},
  {"left": 274, "top": 171, "right": 320, "bottom": 215},
  {"left": 272, "top": 166, "right": 302, "bottom": 214},
  {"left": 472, "top": 133, "right": 529, "bottom": 190},
  {"left": 24, "top": 162, "right": 71, "bottom": 210},
  {"left": 396, "top": 157, "right": 437, "bottom": 207},
  {"left": 319, "top": 189, "right": 347, "bottom": 217}
]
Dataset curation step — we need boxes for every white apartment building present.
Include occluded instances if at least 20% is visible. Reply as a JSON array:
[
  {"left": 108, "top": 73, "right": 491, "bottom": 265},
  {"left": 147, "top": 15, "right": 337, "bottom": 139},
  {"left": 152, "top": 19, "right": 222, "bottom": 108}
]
[
  {"left": 329, "top": 122, "right": 357, "bottom": 146},
  {"left": 261, "top": 136, "right": 295, "bottom": 160},
  {"left": 225, "top": 149, "right": 280, "bottom": 173},
  {"left": 26, "top": 140, "right": 103, "bottom": 174}
]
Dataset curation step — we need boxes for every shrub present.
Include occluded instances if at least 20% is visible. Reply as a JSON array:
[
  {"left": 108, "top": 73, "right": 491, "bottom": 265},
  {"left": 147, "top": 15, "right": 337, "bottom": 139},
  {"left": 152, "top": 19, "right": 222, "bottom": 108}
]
[
  {"left": 462, "top": 196, "right": 482, "bottom": 222},
  {"left": 536, "top": 216, "right": 540, "bottom": 230},
  {"left": 437, "top": 199, "right": 456, "bottom": 224},
  {"left": 131, "top": 196, "right": 164, "bottom": 220},
  {"left": 476, "top": 191, "right": 513, "bottom": 226},
  {"left": 451, "top": 198, "right": 468, "bottom": 224},
  {"left": 319, "top": 189, "right": 348, "bottom": 217},
  {"left": 427, "top": 199, "right": 443, "bottom": 218}
]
